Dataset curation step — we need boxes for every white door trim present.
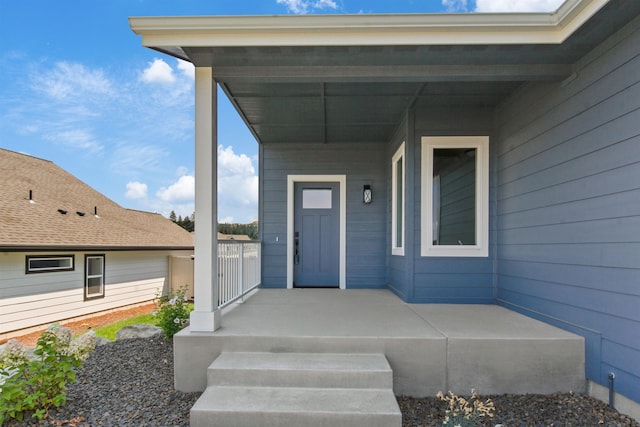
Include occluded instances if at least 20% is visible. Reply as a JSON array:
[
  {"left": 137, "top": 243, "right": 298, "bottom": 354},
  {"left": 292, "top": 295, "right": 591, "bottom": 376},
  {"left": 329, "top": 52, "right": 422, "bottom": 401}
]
[{"left": 287, "top": 175, "right": 346, "bottom": 289}]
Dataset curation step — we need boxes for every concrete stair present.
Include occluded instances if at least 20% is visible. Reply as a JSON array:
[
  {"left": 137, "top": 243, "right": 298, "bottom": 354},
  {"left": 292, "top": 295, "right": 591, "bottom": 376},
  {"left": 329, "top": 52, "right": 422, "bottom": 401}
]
[{"left": 190, "top": 352, "right": 402, "bottom": 427}]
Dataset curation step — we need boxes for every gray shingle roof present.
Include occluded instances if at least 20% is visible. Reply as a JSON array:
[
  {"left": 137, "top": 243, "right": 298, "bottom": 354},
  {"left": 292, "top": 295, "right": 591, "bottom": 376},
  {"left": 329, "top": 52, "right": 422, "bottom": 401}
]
[{"left": 0, "top": 148, "right": 194, "bottom": 251}]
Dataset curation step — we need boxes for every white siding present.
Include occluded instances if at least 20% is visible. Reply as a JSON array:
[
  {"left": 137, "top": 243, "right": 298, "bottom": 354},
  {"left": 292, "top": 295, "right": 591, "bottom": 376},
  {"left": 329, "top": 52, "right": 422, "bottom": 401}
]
[{"left": 0, "top": 250, "right": 192, "bottom": 335}]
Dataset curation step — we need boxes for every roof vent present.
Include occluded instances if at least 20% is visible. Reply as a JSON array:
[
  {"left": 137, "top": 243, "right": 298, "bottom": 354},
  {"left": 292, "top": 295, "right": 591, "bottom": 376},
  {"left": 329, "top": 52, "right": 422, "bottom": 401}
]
[
  {"left": 29, "top": 190, "right": 36, "bottom": 204},
  {"left": 58, "top": 209, "right": 68, "bottom": 215},
  {"left": 94, "top": 206, "right": 100, "bottom": 218},
  {"left": 76, "top": 211, "right": 85, "bottom": 217}
]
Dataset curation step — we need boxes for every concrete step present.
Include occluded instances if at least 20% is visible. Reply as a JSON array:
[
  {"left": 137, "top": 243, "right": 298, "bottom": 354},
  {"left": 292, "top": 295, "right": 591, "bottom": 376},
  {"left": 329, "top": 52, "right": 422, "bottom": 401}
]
[
  {"left": 190, "top": 385, "right": 402, "bottom": 427},
  {"left": 207, "top": 351, "right": 393, "bottom": 389}
]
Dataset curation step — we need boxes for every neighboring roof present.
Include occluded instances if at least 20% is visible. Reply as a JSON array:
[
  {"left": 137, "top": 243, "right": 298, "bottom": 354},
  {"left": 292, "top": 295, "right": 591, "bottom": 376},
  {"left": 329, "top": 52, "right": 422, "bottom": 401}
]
[
  {"left": 217, "top": 233, "right": 251, "bottom": 241},
  {"left": 0, "top": 148, "right": 194, "bottom": 251},
  {"left": 130, "top": 0, "right": 639, "bottom": 145}
]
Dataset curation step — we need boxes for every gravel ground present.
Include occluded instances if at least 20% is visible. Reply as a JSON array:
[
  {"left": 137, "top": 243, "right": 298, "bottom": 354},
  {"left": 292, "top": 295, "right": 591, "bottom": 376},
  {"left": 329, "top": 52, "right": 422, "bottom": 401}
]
[{"left": 6, "top": 336, "right": 639, "bottom": 427}]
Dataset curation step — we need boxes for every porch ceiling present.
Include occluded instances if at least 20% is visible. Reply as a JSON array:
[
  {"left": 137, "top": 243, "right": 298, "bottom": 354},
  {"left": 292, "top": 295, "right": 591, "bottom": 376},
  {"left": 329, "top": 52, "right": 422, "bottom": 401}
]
[{"left": 131, "top": 0, "right": 638, "bottom": 145}]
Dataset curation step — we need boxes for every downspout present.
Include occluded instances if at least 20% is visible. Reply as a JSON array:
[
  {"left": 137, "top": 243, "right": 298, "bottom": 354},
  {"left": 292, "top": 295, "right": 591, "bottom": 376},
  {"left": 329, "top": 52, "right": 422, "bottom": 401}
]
[{"left": 608, "top": 372, "right": 615, "bottom": 408}]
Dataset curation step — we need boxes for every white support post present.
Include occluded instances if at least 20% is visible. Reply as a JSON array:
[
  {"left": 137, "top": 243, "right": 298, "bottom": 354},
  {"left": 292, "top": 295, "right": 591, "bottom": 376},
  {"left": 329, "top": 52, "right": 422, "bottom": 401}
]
[{"left": 190, "top": 67, "right": 221, "bottom": 332}]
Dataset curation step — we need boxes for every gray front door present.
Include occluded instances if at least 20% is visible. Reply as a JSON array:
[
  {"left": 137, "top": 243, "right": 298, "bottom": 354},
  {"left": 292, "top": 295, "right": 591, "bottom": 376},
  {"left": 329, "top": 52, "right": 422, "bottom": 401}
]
[{"left": 293, "top": 182, "right": 340, "bottom": 287}]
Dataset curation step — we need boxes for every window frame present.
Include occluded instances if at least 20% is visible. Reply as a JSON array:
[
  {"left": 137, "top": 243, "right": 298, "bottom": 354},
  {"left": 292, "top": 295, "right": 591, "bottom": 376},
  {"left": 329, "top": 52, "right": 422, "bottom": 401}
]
[
  {"left": 421, "top": 136, "right": 489, "bottom": 257},
  {"left": 25, "top": 255, "right": 75, "bottom": 274},
  {"left": 391, "top": 142, "right": 406, "bottom": 256},
  {"left": 84, "top": 254, "right": 105, "bottom": 300}
]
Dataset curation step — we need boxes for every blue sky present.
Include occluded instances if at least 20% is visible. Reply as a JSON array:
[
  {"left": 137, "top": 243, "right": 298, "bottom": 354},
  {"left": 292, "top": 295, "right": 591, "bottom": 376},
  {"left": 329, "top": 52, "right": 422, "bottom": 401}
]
[{"left": 0, "top": 0, "right": 562, "bottom": 223}]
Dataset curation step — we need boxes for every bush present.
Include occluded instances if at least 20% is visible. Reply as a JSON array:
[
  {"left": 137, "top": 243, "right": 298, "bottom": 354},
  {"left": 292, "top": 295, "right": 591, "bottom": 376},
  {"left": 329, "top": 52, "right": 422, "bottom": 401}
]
[
  {"left": 0, "top": 324, "right": 96, "bottom": 423},
  {"left": 437, "top": 389, "right": 495, "bottom": 427},
  {"left": 154, "top": 287, "right": 193, "bottom": 339}
]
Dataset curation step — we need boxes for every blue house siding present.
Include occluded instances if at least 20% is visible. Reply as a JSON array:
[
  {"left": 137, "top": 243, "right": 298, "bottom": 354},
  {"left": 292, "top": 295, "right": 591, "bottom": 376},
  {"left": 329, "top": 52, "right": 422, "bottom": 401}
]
[
  {"left": 495, "top": 16, "right": 640, "bottom": 403},
  {"left": 260, "top": 142, "right": 388, "bottom": 288},
  {"left": 409, "top": 106, "right": 496, "bottom": 303}
]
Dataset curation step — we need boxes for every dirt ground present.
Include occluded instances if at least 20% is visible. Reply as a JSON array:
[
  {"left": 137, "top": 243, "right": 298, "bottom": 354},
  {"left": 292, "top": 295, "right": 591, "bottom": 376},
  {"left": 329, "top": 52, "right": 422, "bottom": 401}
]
[{"left": 0, "top": 302, "right": 158, "bottom": 348}]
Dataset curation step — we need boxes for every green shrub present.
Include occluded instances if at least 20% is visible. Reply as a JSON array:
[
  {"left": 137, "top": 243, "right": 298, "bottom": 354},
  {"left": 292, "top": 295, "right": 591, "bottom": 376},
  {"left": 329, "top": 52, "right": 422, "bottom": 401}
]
[
  {"left": 0, "top": 324, "right": 96, "bottom": 423},
  {"left": 154, "top": 287, "right": 193, "bottom": 339}
]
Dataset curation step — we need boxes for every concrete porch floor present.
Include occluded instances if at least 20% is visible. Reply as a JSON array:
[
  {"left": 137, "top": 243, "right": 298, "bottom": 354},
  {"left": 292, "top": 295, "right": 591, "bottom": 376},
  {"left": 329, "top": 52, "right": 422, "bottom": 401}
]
[{"left": 174, "top": 289, "right": 585, "bottom": 396}]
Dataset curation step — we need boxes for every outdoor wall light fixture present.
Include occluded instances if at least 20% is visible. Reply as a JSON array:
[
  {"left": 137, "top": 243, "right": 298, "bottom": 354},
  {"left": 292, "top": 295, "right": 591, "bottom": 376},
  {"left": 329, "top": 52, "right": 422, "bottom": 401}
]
[{"left": 363, "top": 184, "right": 372, "bottom": 204}]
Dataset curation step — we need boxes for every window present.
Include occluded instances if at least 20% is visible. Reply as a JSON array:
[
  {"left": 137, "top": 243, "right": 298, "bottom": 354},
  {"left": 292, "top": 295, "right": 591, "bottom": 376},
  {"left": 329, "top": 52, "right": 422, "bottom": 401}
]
[
  {"left": 26, "top": 255, "right": 74, "bottom": 273},
  {"left": 392, "top": 142, "right": 405, "bottom": 255},
  {"left": 421, "top": 136, "right": 489, "bottom": 257},
  {"left": 302, "top": 189, "right": 332, "bottom": 209},
  {"left": 85, "top": 255, "right": 105, "bottom": 300}
]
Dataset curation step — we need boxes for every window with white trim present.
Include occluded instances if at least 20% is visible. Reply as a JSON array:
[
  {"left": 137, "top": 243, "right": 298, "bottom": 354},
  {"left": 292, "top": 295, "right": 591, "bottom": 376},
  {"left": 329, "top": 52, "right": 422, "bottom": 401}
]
[
  {"left": 392, "top": 142, "right": 405, "bottom": 256},
  {"left": 26, "top": 255, "right": 74, "bottom": 273},
  {"left": 421, "top": 136, "right": 489, "bottom": 257},
  {"left": 85, "top": 255, "right": 105, "bottom": 300}
]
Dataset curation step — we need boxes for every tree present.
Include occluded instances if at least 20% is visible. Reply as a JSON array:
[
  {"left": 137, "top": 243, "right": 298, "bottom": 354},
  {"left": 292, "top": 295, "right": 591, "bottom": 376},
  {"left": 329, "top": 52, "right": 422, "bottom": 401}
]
[
  {"left": 169, "top": 211, "right": 194, "bottom": 232},
  {"left": 218, "top": 222, "right": 258, "bottom": 240}
]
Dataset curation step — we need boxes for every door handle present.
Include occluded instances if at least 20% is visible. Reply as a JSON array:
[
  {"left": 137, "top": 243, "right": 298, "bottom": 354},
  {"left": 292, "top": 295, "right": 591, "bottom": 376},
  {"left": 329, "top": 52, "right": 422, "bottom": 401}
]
[{"left": 294, "top": 231, "right": 300, "bottom": 264}]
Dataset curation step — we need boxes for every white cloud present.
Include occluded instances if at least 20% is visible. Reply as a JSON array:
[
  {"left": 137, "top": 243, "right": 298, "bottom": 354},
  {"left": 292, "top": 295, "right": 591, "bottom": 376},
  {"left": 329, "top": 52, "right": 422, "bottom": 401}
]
[
  {"left": 138, "top": 146, "right": 257, "bottom": 222},
  {"left": 314, "top": 0, "right": 337, "bottom": 9},
  {"left": 277, "top": 0, "right": 338, "bottom": 14},
  {"left": 475, "top": 0, "right": 564, "bottom": 12},
  {"left": 34, "top": 61, "right": 113, "bottom": 100},
  {"left": 176, "top": 166, "right": 189, "bottom": 177},
  {"left": 177, "top": 59, "right": 195, "bottom": 80},
  {"left": 442, "top": 0, "right": 468, "bottom": 12},
  {"left": 218, "top": 145, "right": 255, "bottom": 176},
  {"left": 219, "top": 216, "right": 235, "bottom": 224},
  {"left": 111, "top": 143, "right": 169, "bottom": 176},
  {"left": 125, "top": 181, "right": 148, "bottom": 199},
  {"left": 156, "top": 175, "right": 195, "bottom": 202},
  {"left": 141, "top": 58, "right": 176, "bottom": 84},
  {"left": 218, "top": 145, "right": 259, "bottom": 223},
  {"left": 44, "top": 129, "right": 103, "bottom": 153}
]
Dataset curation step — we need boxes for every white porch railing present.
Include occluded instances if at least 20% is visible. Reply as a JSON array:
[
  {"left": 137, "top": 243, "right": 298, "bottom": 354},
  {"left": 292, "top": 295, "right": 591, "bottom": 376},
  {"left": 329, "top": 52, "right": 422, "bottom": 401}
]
[{"left": 217, "top": 240, "right": 261, "bottom": 309}]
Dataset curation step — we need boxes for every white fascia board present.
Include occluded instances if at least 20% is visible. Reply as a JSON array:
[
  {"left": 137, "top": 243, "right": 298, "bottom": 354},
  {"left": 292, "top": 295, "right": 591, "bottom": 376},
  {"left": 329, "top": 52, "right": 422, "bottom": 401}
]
[{"left": 129, "top": 0, "right": 609, "bottom": 48}]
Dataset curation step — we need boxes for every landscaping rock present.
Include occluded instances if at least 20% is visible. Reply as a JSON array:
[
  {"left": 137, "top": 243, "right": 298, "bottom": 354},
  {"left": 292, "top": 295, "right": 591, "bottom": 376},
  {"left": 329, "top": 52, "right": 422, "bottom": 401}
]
[
  {"left": 95, "top": 336, "right": 112, "bottom": 346},
  {"left": 5, "top": 337, "right": 638, "bottom": 427},
  {"left": 115, "top": 324, "right": 162, "bottom": 341}
]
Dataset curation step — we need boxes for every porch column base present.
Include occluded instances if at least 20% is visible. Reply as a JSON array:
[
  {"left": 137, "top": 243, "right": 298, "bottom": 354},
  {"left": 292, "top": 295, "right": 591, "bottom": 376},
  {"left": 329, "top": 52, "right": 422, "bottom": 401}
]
[{"left": 189, "top": 309, "right": 222, "bottom": 332}]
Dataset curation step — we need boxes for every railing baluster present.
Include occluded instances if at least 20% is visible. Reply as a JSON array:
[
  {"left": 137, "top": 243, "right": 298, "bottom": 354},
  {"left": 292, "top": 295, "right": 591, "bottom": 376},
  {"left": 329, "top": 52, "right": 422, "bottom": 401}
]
[{"left": 215, "top": 240, "right": 261, "bottom": 309}]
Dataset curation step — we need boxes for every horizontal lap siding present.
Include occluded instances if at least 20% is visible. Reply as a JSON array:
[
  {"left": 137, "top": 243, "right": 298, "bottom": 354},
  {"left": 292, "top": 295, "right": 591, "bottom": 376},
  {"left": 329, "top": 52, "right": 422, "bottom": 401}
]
[
  {"left": 260, "top": 142, "right": 387, "bottom": 288},
  {"left": 0, "top": 250, "right": 189, "bottom": 334},
  {"left": 412, "top": 106, "right": 496, "bottom": 303},
  {"left": 495, "top": 17, "right": 640, "bottom": 402}
]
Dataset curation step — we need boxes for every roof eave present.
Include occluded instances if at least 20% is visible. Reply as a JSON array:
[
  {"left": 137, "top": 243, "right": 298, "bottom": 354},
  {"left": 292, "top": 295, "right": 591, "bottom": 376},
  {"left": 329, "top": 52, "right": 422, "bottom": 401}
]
[{"left": 129, "top": 0, "right": 610, "bottom": 49}]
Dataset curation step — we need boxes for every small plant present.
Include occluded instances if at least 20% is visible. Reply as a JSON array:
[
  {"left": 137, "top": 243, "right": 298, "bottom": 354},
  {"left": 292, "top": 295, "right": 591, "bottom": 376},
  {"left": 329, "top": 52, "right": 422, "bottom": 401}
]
[
  {"left": 154, "top": 286, "right": 193, "bottom": 339},
  {"left": 0, "top": 324, "right": 96, "bottom": 424},
  {"left": 437, "top": 389, "right": 495, "bottom": 427}
]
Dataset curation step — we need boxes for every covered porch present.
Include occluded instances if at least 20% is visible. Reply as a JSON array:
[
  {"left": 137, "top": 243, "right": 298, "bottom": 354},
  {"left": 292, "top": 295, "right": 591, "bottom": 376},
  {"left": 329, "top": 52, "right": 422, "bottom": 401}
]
[{"left": 175, "top": 288, "right": 584, "bottom": 396}]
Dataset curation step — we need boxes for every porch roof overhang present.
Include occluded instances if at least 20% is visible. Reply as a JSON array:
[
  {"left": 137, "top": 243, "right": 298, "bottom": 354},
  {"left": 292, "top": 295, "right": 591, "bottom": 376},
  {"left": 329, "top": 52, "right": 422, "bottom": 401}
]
[{"left": 130, "top": 0, "right": 637, "bottom": 145}]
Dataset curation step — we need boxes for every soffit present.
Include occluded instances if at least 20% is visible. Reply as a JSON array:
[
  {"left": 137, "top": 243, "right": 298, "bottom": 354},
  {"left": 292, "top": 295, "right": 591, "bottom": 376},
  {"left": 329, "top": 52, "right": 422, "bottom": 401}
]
[{"left": 131, "top": 0, "right": 638, "bottom": 144}]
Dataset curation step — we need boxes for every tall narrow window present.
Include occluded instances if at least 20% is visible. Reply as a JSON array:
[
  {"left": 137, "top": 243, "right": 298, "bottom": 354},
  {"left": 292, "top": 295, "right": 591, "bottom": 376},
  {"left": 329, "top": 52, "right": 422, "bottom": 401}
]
[
  {"left": 392, "top": 142, "right": 405, "bottom": 255},
  {"left": 85, "top": 255, "right": 105, "bottom": 300},
  {"left": 421, "top": 136, "right": 489, "bottom": 257}
]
